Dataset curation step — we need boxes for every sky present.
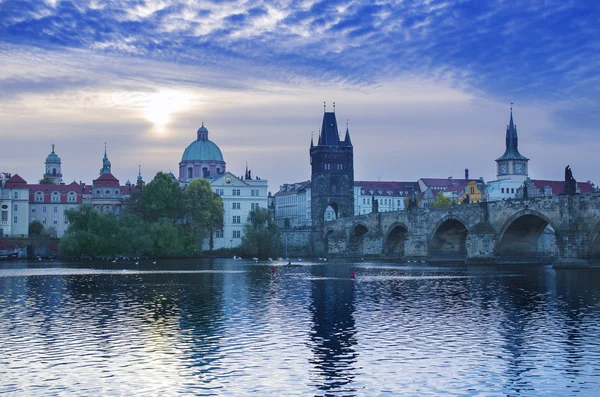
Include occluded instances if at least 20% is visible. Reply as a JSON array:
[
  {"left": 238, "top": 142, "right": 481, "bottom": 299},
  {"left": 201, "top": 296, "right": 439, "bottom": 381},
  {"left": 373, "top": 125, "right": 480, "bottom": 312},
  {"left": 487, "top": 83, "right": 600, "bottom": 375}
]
[{"left": 0, "top": 0, "right": 599, "bottom": 191}]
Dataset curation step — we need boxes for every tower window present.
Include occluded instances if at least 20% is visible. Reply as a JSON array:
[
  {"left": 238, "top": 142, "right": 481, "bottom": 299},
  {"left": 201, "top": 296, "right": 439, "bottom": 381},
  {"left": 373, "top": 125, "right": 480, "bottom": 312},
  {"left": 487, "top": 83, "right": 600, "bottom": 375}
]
[{"left": 187, "top": 168, "right": 193, "bottom": 179}]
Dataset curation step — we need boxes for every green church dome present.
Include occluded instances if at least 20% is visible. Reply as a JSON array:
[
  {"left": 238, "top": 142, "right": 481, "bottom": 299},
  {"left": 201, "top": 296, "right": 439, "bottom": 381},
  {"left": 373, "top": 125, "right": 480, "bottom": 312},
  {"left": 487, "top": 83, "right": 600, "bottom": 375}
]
[
  {"left": 181, "top": 139, "right": 224, "bottom": 162},
  {"left": 181, "top": 123, "right": 224, "bottom": 163},
  {"left": 46, "top": 144, "right": 61, "bottom": 163}
]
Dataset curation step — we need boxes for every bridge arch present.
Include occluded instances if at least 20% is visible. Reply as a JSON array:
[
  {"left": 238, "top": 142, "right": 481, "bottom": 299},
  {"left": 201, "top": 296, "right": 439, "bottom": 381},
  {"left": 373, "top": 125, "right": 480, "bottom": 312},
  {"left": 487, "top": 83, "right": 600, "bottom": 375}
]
[
  {"left": 496, "top": 210, "right": 558, "bottom": 258},
  {"left": 324, "top": 202, "right": 339, "bottom": 222},
  {"left": 382, "top": 222, "right": 408, "bottom": 257},
  {"left": 348, "top": 221, "right": 369, "bottom": 256},
  {"left": 323, "top": 228, "right": 335, "bottom": 254},
  {"left": 429, "top": 216, "right": 469, "bottom": 259},
  {"left": 587, "top": 222, "right": 600, "bottom": 260}
]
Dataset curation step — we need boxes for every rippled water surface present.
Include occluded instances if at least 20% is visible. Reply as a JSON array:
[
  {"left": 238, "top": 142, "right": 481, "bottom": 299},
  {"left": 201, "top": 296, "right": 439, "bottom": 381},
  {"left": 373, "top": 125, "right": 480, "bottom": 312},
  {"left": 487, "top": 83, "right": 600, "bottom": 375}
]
[{"left": 1, "top": 259, "right": 600, "bottom": 396}]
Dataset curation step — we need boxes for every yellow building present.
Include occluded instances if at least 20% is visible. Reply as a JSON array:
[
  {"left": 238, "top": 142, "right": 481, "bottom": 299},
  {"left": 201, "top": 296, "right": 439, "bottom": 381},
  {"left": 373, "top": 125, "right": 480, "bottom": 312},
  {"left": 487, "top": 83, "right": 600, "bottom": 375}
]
[{"left": 458, "top": 181, "right": 484, "bottom": 204}]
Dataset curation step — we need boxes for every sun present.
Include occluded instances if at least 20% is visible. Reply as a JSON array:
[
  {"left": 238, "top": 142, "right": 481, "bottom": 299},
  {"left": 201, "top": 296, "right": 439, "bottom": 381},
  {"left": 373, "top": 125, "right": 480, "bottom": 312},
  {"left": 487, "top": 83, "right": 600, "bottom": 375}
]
[{"left": 142, "top": 89, "right": 193, "bottom": 134}]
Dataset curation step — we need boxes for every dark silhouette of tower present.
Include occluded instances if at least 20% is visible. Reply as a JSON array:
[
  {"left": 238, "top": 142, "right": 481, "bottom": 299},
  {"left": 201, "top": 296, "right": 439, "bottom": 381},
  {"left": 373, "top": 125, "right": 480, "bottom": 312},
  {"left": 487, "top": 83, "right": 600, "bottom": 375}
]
[{"left": 310, "top": 105, "right": 354, "bottom": 251}]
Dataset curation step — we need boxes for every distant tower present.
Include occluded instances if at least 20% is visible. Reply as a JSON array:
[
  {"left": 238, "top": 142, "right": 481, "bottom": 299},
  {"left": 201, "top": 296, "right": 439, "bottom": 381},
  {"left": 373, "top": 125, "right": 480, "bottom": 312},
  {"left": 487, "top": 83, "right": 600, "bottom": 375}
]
[
  {"left": 137, "top": 165, "right": 145, "bottom": 187},
  {"left": 44, "top": 144, "right": 63, "bottom": 184},
  {"left": 496, "top": 107, "right": 529, "bottom": 182},
  {"left": 310, "top": 104, "right": 354, "bottom": 239},
  {"left": 100, "top": 144, "right": 112, "bottom": 174}
]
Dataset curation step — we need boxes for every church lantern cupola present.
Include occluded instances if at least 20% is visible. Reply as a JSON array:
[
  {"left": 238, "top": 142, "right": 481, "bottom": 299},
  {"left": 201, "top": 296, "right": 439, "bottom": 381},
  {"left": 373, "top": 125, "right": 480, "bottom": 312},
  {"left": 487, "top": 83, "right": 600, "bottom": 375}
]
[
  {"left": 100, "top": 143, "right": 112, "bottom": 174},
  {"left": 44, "top": 143, "right": 63, "bottom": 184}
]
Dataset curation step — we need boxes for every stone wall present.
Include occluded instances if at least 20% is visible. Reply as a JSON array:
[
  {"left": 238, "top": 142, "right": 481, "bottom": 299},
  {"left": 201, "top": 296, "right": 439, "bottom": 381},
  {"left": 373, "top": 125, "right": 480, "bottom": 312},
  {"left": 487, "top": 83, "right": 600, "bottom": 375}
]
[{"left": 280, "top": 230, "right": 314, "bottom": 257}]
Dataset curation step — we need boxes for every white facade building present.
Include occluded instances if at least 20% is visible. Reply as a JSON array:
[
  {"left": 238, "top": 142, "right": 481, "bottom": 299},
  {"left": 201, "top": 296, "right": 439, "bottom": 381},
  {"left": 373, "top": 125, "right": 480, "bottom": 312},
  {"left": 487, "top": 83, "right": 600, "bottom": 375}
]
[
  {"left": 208, "top": 172, "right": 268, "bottom": 249},
  {"left": 1, "top": 174, "right": 30, "bottom": 237},
  {"left": 273, "top": 181, "right": 311, "bottom": 228}
]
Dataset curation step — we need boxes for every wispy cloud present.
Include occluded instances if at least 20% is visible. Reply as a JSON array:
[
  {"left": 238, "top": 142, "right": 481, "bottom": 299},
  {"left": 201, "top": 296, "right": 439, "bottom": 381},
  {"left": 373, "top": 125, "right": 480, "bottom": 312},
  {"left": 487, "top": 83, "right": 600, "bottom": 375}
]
[{"left": 0, "top": 0, "right": 598, "bottom": 187}]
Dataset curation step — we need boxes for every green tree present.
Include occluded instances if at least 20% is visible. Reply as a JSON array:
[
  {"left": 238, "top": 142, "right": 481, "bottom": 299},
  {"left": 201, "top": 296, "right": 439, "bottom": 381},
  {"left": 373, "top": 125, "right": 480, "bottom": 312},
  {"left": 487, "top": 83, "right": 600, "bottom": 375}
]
[
  {"left": 123, "top": 188, "right": 143, "bottom": 218},
  {"left": 59, "top": 205, "right": 120, "bottom": 257},
  {"left": 240, "top": 207, "right": 280, "bottom": 258},
  {"left": 182, "top": 178, "right": 224, "bottom": 251},
  {"left": 39, "top": 176, "right": 54, "bottom": 184},
  {"left": 432, "top": 192, "right": 453, "bottom": 207},
  {"left": 142, "top": 172, "right": 182, "bottom": 222},
  {"left": 29, "top": 220, "right": 44, "bottom": 236}
]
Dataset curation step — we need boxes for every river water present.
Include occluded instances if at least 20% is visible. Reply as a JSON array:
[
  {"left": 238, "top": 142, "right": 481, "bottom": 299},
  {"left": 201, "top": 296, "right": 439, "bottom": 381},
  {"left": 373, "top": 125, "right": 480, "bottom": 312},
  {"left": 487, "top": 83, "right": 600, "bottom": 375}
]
[{"left": 1, "top": 259, "right": 599, "bottom": 396}]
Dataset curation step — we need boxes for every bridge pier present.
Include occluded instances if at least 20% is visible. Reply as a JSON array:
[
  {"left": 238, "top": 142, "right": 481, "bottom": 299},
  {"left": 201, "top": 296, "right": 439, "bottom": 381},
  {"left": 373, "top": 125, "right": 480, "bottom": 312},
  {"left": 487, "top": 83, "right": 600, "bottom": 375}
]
[
  {"left": 404, "top": 234, "right": 428, "bottom": 258},
  {"left": 465, "top": 232, "right": 496, "bottom": 264}
]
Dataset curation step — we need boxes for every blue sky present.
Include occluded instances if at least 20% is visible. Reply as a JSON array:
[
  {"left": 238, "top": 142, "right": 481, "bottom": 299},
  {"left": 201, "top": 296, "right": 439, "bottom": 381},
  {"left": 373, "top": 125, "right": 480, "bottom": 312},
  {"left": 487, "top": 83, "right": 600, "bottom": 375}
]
[{"left": 1, "top": 0, "right": 599, "bottom": 189}]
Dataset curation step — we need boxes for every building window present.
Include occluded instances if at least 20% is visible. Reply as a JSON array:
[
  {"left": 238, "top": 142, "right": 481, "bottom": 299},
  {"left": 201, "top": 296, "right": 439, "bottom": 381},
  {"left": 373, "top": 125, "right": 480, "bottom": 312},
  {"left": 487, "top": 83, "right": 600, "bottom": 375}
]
[
  {"left": 31, "top": 207, "right": 36, "bottom": 213},
  {"left": 65, "top": 219, "right": 69, "bottom": 224},
  {"left": 215, "top": 229, "right": 223, "bottom": 238},
  {"left": 35, "top": 192, "right": 44, "bottom": 202},
  {"left": 96, "top": 190, "right": 100, "bottom": 194},
  {"left": 42, "top": 218, "right": 46, "bottom": 224},
  {"left": 232, "top": 202, "right": 241, "bottom": 210},
  {"left": 187, "top": 168, "right": 193, "bottom": 179},
  {"left": 68, "top": 192, "right": 76, "bottom": 202},
  {"left": 251, "top": 203, "right": 259, "bottom": 210},
  {"left": 501, "top": 188, "right": 504, "bottom": 194},
  {"left": 232, "top": 189, "right": 241, "bottom": 196},
  {"left": 54, "top": 219, "right": 58, "bottom": 225},
  {"left": 215, "top": 188, "right": 224, "bottom": 196},
  {"left": 13, "top": 204, "right": 18, "bottom": 211},
  {"left": 43, "top": 206, "right": 47, "bottom": 213},
  {"left": 511, "top": 188, "right": 515, "bottom": 194},
  {"left": 233, "top": 215, "right": 241, "bottom": 224},
  {"left": 233, "top": 230, "right": 241, "bottom": 238},
  {"left": 13, "top": 216, "right": 17, "bottom": 224},
  {"left": 13, "top": 191, "right": 18, "bottom": 199},
  {"left": 250, "top": 189, "right": 260, "bottom": 197},
  {"left": 51, "top": 192, "right": 59, "bottom": 202},
  {"left": 54, "top": 206, "right": 58, "bottom": 213}
]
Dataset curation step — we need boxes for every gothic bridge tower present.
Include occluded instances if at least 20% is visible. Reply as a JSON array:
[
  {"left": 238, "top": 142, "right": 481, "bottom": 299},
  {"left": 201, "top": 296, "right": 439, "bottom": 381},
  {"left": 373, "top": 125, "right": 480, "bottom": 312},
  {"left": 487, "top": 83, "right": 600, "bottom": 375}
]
[{"left": 310, "top": 104, "right": 354, "bottom": 239}]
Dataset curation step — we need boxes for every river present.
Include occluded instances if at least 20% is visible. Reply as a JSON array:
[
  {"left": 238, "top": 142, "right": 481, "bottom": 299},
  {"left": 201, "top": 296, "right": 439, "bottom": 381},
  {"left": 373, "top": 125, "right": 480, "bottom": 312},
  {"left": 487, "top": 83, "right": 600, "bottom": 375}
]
[{"left": 1, "top": 258, "right": 599, "bottom": 396}]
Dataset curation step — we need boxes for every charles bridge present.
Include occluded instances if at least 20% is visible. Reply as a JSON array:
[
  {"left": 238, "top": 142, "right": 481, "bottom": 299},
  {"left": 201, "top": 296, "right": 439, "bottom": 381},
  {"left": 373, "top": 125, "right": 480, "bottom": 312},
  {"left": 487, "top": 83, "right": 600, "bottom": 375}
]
[{"left": 316, "top": 192, "right": 600, "bottom": 266}]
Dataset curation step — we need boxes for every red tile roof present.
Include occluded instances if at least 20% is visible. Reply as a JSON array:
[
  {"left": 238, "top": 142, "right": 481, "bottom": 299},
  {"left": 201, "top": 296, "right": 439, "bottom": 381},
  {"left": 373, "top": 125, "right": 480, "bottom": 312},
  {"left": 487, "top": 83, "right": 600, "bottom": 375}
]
[
  {"left": 532, "top": 179, "right": 595, "bottom": 194},
  {"left": 94, "top": 173, "right": 120, "bottom": 187},
  {"left": 4, "top": 174, "right": 27, "bottom": 187}
]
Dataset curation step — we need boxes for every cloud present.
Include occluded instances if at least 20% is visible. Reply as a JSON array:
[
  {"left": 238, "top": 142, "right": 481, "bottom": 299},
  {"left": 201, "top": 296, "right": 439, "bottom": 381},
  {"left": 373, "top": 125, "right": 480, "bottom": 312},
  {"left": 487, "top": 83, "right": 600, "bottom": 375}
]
[{"left": 0, "top": 0, "right": 598, "bottom": 189}]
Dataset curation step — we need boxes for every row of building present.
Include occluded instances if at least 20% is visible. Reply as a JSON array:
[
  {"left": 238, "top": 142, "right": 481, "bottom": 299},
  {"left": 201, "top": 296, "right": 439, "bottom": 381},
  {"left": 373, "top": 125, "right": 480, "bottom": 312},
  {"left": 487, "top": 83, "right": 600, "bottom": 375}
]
[
  {"left": 2, "top": 107, "right": 595, "bottom": 246},
  {"left": 273, "top": 109, "right": 595, "bottom": 229},
  {"left": 1, "top": 124, "right": 269, "bottom": 251}
]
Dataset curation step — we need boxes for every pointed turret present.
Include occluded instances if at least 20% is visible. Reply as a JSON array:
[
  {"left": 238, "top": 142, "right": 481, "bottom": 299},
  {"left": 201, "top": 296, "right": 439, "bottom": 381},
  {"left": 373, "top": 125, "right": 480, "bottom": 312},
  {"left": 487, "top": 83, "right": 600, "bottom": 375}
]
[
  {"left": 100, "top": 143, "right": 112, "bottom": 174},
  {"left": 343, "top": 126, "right": 352, "bottom": 146},
  {"left": 318, "top": 112, "right": 341, "bottom": 146},
  {"left": 496, "top": 108, "right": 528, "bottom": 161}
]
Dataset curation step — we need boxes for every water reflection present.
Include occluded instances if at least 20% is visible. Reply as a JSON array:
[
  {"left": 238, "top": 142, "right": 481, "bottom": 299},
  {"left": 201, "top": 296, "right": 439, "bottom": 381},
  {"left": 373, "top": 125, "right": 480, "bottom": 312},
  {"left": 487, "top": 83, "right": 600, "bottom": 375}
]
[
  {"left": 308, "top": 265, "right": 357, "bottom": 395},
  {"left": 1, "top": 260, "right": 600, "bottom": 396}
]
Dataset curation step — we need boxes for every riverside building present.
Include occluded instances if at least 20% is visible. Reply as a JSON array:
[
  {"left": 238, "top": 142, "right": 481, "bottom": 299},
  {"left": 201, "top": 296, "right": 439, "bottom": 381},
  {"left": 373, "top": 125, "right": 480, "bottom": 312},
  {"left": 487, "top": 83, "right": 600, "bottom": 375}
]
[{"left": 178, "top": 123, "right": 268, "bottom": 249}]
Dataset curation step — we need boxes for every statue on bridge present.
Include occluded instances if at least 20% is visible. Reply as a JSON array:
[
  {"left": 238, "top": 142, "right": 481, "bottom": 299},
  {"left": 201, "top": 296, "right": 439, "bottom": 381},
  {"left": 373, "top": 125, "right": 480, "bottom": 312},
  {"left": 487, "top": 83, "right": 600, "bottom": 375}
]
[
  {"left": 372, "top": 193, "right": 379, "bottom": 213},
  {"left": 563, "top": 165, "right": 577, "bottom": 195}
]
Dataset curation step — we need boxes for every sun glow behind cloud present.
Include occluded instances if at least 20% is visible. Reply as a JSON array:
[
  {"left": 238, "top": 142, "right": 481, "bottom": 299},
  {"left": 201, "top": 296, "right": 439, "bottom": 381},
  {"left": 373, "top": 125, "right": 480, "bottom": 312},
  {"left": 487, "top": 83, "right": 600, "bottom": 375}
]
[{"left": 141, "top": 89, "right": 195, "bottom": 135}]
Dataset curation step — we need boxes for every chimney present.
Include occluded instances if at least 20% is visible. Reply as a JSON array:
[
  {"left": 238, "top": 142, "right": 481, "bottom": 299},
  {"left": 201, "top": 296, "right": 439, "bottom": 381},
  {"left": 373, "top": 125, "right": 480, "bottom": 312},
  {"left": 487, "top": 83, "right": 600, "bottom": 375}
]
[{"left": 465, "top": 168, "right": 469, "bottom": 180}]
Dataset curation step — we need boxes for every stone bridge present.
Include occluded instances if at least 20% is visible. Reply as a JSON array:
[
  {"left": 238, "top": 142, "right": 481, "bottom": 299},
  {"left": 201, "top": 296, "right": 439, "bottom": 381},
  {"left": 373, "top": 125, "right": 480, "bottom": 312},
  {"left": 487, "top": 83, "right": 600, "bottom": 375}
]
[{"left": 322, "top": 193, "right": 600, "bottom": 266}]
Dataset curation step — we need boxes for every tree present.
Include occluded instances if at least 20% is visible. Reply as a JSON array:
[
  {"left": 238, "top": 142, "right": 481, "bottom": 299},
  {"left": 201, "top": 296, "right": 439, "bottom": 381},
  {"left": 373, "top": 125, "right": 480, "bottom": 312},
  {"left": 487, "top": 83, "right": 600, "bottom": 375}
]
[
  {"left": 142, "top": 172, "right": 182, "bottom": 222},
  {"left": 29, "top": 220, "right": 44, "bottom": 236},
  {"left": 182, "top": 178, "right": 224, "bottom": 251},
  {"left": 123, "top": 188, "right": 143, "bottom": 218},
  {"left": 240, "top": 207, "right": 280, "bottom": 258},
  {"left": 432, "top": 192, "right": 453, "bottom": 207},
  {"left": 39, "top": 176, "right": 54, "bottom": 184}
]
